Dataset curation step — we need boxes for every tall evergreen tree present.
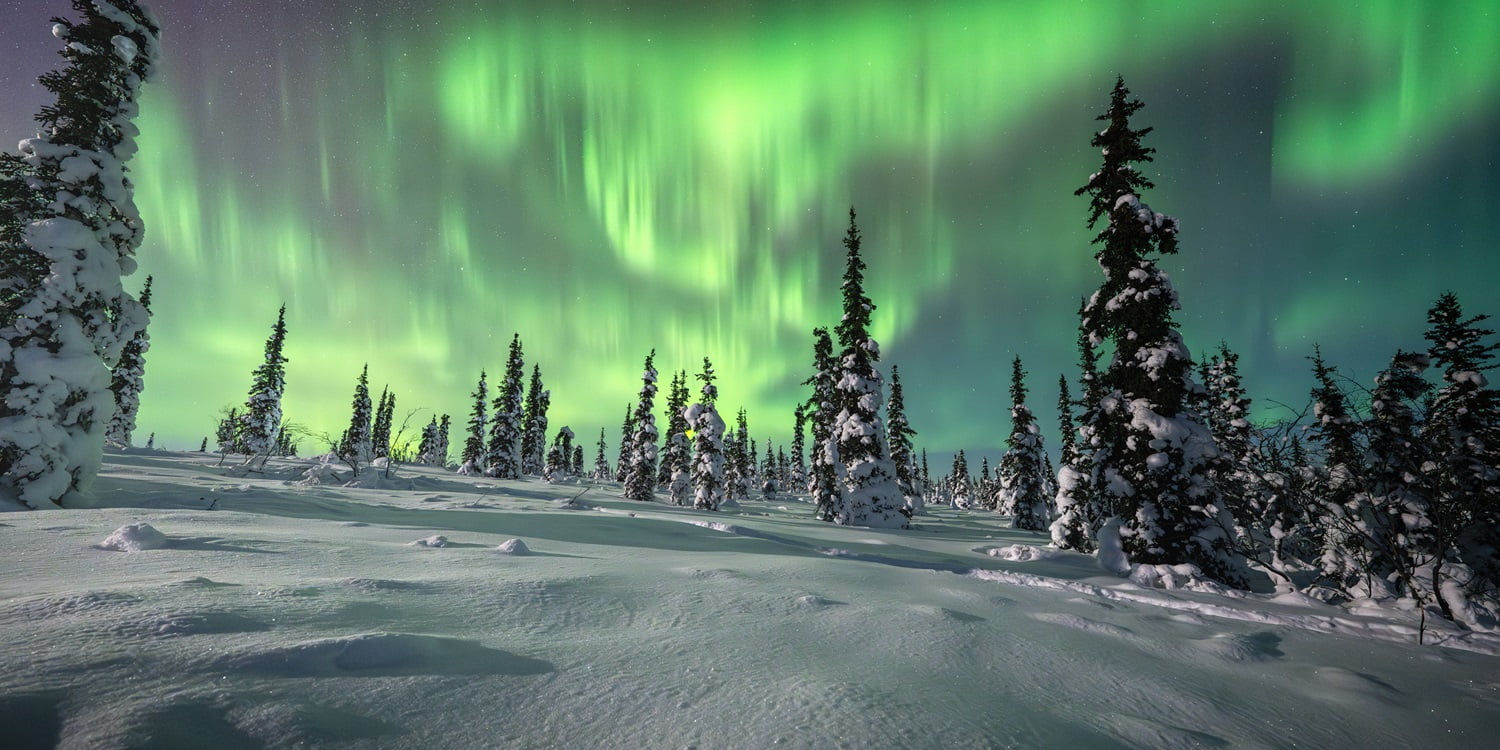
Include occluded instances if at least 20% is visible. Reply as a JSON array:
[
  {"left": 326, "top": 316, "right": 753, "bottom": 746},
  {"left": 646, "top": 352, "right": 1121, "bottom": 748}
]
[
  {"left": 0, "top": 1, "right": 161, "bottom": 508},
  {"left": 997, "top": 357, "right": 1051, "bottom": 531},
  {"left": 623, "top": 350, "right": 660, "bottom": 502},
  {"left": 460, "top": 371, "right": 488, "bottom": 471},
  {"left": 520, "top": 364, "right": 549, "bottom": 475},
  {"left": 1423, "top": 293, "right": 1500, "bottom": 599},
  {"left": 338, "top": 364, "right": 374, "bottom": 472},
  {"left": 688, "top": 357, "right": 726, "bottom": 511},
  {"left": 804, "top": 327, "right": 844, "bottom": 521},
  {"left": 1307, "top": 346, "right": 1365, "bottom": 589},
  {"left": 725, "top": 407, "right": 751, "bottom": 502},
  {"left": 886, "top": 364, "right": 920, "bottom": 514},
  {"left": 572, "top": 445, "right": 585, "bottom": 476},
  {"left": 1073, "top": 78, "right": 1238, "bottom": 582},
  {"left": 105, "top": 275, "right": 152, "bottom": 446},
  {"left": 236, "top": 304, "right": 288, "bottom": 460},
  {"left": 1359, "top": 350, "right": 1436, "bottom": 604},
  {"left": 831, "top": 208, "right": 906, "bottom": 528},
  {"left": 487, "top": 333, "right": 526, "bottom": 478}
]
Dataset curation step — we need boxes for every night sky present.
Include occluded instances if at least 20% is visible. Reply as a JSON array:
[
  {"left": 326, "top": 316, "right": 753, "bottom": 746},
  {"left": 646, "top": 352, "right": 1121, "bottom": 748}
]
[{"left": 3, "top": 0, "right": 1497, "bottom": 464}]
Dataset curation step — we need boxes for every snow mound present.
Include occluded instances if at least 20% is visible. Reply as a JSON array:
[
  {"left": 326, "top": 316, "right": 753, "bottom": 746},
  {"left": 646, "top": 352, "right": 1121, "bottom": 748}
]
[
  {"left": 98, "top": 522, "right": 167, "bottom": 551},
  {"left": 1128, "top": 563, "right": 1231, "bottom": 594},
  {"left": 495, "top": 538, "right": 530, "bottom": 555},
  {"left": 978, "top": 544, "right": 1063, "bottom": 562},
  {"left": 409, "top": 535, "right": 449, "bottom": 548},
  {"left": 293, "top": 462, "right": 343, "bottom": 486}
]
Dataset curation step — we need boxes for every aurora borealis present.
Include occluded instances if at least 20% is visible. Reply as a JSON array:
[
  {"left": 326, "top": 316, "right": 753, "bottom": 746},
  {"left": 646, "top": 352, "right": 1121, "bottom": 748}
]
[{"left": 2, "top": 0, "right": 1497, "bottom": 461}]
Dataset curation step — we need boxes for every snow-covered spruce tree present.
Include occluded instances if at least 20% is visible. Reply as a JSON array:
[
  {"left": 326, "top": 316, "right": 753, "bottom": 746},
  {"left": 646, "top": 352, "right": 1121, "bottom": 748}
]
[
  {"left": 435, "top": 414, "right": 451, "bottom": 468},
  {"left": 487, "top": 333, "right": 525, "bottom": 478},
  {"left": 1073, "top": 78, "right": 1239, "bottom": 583},
  {"left": 234, "top": 303, "right": 288, "bottom": 462},
  {"left": 1053, "top": 318, "right": 1104, "bottom": 551},
  {"left": 459, "top": 371, "right": 487, "bottom": 473},
  {"left": 417, "top": 416, "right": 439, "bottom": 464},
  {"left": 543, "top": 426, "right": 574, "bottom": 483},
  {"left": 1307, "top": 347, "right": 1367, "bottom": 594},
  {"left": 1203, "top": 344, "right": 1257, "bottom": 519},
  {"left": 978, "top": 457, "right": 995, "bottom": 510},
  {"left": 371, "top": 387, "right": 394, "bottom": 460},
  {"left": 0, "top": 1, "right": 161, "bottom": 508},
  {"left": 592, "top": 428, "right": 611, "bottom": 480},
  {"left": 803, "top": 327, "right": 845, "bottom": 521},
  {"left": 216, "top": 407, "right": 241, "bottom": 456},
  {"left": 887, "top": 364, "right": 921, "bottom": 515},
  {"left": 997, "top": 357, "right": 1051, "bottom": 531},
  {"left": 614, "top": 404, "right": 634, "bottom": 481},
  {"left": 688, "top": 357, "right": 726, "bottom": 511},
  {"left": 761, "top": 440, "right": 778, "bottom": 497},
  {"left": 950, "top": 450, "right": 972, "bottom": 510},
  {"left": 520, "top": 364, "right": 548, "bottom": 475},
  {"left": 623, "top": 350, "right": 660, "bottom": 501},
  {"left": 831, "top": 208, "right": 906, "bottom": 528},
  {"left": 572, "top": 446, "right": 584, "bottom": 475},
  {"left": 724, "top": 408, "right": 751, "bottom": 502},
  {"left": 659, "top": 369, "right": 691, "bottom": 489},
  {"left": 1360, "top": 350, "right": 1437, "bottom": 606},
  {"left": 1423, "top": 293, "right": 1500, "bottom": 601},
  {"left": 105, "top": 274, "right": 151, "bottom": 446},
  {"left": 791, "top": 403, "right": 808, "bottom": 492},
  {"left": 337, "top": 364, "right": 374, "bottom": 473}
]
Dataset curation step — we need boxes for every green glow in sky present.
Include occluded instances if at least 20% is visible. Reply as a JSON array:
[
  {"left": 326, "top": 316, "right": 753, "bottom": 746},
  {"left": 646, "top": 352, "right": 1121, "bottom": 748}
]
[{"left": 7, "top": 0, "right": 1494, "bottom": 459}]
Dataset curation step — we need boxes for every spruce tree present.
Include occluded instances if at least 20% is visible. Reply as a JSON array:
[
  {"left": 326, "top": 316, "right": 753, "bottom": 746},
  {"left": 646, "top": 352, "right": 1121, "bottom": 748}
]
[
  {"left": 460, "top": 371, "right": 487, "bottom": 472},
  {"left": 1308, "top": 347, "right": 1365, "bottom": 590},
  {"left": 572, "top": 445, "right": 584, "bottom": 476},
  {"left": 216, "top": 407, "right": 241, "bottom": 456},
  {"left": 487, "top": 333, "right": 526, "bottom": 478},
  {"left": 725, "top": 407, "right": 751, "bottom": 502},
  {"left": 1052, "top": 316, "right": 1103, "bottom": 551},
  {"left": 1361, "top": 350, "right": 1436, "bottom": 604},
  {"left": 887, "top": 364, "right": 920, "bottom": 514},
  {"left": 615, "top": 404, "right": 635, "bottom": 481},
  {"left": 198, "top": 437, "right": 207, "bottom": 452},
  {"left": 804, "top": 328, "right": 844, "bottom": 521},
  {"left": 592, "top": 428, "right": 612, "bottom": 480},
  {"left": 418, "top": 416, "right": 439, "bottom": 464},
  {"left": 520, "top": 364, "right": 549, "bottom": 475},
  {"left": 831, "top": 209, "right": 906, "bottom": 528},
  {"left": 950, "top": 450, "right": 972, "bottom": 510},
  {"left": 997, "top": 357, "right": 1052, "bottom": 531},
  {"left": 687, "top": 357, "right": 726, "bottom": 510},
  {"left": 543, "top": 426, "right": 574, "bottom": 483},
  {"left": 1073, "top": 78, "right": 1238, "bottom": 582},
  {"left": 236, "top": 304, "right": 289, "bottom": 461},
  {"left": 338, "top": 365, "right": 374, "bottom": 473},
  {"left": 1423, "top": 293, "right": 1500, "bottom": 599},
  {"left": 659, "top": 369, "right": 691, "bottom": 488},
  {"left": 623, "top": 350, "right": 660, "bottom": 502},
  {"left": 435, "top": 414, "right": 451, "bottom": 468},
  {"left": 371, "top": 387, "right": 394, "bottom": 460},
  {"left": 791, "top": 403, "right": 808, "bottom": 492},
  {"left": 0, "top": 1, "right": 160, "bottom": 508},
  {"left": 105, "top": 275, "right": 152, "bottom": 446}
]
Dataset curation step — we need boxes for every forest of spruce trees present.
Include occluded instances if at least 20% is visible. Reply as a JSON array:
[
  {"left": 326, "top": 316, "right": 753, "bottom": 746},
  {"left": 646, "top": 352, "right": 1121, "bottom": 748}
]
[{"left": 0, "top": 1, "right": 1494, "bottom": 629}]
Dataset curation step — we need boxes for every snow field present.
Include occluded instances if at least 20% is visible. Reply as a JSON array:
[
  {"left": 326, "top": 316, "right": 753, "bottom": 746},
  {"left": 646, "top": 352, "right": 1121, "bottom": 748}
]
[{"left": 0, "top": 449, "right": 1497, "bottom": 748}]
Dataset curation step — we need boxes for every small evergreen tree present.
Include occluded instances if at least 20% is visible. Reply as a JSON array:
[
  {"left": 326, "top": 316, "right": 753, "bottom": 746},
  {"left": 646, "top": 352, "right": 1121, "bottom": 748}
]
[
  {"left": 623, "top": 350, "right": 660, "bottom": 501},
  {"left": 338, "top": 365, "right": 374, "bottom": 473},
  {"left": 198, "top": 437, "right": 207, "bottom": 452},
  {"left": 659, "top": 369, "right": 692, "bottom": 488},
  {"left": 105, "top": 275, "right": 152, "bottom": 446},
  {"left": 615, "top": 404, "right": 634, "bottom": 481},
  {"left": 950, "top": 450, "right": 972, "bottom": 510},
  {"left": 543, "top": 426, "right": 575, "bottom": 483},
  {"left": 435, "top": 414, "right": 451, "bottom": 467},
  {"left": 1308, "top": 347, "right": 1365, "bottom": 591},
  {"left": 1052, "top": 316, "right": 1103, "bottom": 551},
  {"left": 997, "top": 357, "right": 1052, "bottom": 531},
  {"left": 791, "top": 403, "right": 808, "bottom": 492},
  {"left": 688, "top": 357, "right": 726, "bottom": 511},
  {"left": 805, "top": 328, "right": 844, "bottom": 521},
  {"left": 887, "top": 364, "right": 920, "bottom": 514},
  {"left": 418, "top": 416, "right": 440, "bottom": 465},
  {"left": 520, "top": 364, "right": 549, "bottom": 475},
  {"left": 487, "top": 333, "right": 526, "bottom": 478},
  {"left": 371, "top": 387, "right": 394, "bottom": 460},
  {"left": 460, "top": 371, "right": 488, "bottom": 472},
  {"left": 235, "top": 304, "right": 288, "bottom": 462},
  {"left": 216, "top": 407, "right": 242, "bottom": 456},
  {"left": 592, "top": 428, "right": 612, "bottom": 480},
  {"left": 725, "top": 408, "right": 751, "bottom": 502}
]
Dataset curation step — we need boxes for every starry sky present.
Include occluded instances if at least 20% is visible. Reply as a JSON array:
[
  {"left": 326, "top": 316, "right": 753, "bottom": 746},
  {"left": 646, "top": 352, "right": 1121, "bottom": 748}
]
[{"left": 2, "top": 0, "right": 1497, "bottom": 465}]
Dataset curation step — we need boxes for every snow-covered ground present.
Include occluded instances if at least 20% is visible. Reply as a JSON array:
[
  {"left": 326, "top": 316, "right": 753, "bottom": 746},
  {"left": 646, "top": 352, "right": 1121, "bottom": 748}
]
[{"left": 3, "top": 450, "right": 1498, "bottom": 749}]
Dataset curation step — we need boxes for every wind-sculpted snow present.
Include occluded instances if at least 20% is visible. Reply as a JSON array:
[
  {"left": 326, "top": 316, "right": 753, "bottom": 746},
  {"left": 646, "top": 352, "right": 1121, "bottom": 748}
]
[{"left": 0, "top": 449, "right": 1497, "bottom": 748}]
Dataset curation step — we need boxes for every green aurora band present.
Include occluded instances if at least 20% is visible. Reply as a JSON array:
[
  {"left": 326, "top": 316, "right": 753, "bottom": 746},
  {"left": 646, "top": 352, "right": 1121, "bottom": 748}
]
[{"left": 5, "top": 0, "right": 1498, "bottom": 460}]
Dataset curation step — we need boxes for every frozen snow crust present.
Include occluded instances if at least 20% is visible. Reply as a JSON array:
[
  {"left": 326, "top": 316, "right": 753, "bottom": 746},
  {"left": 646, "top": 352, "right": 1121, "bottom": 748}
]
[{"left": 3, "top": 449, "right": 1498, "bottom": 748}]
